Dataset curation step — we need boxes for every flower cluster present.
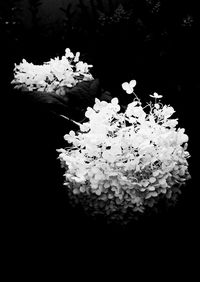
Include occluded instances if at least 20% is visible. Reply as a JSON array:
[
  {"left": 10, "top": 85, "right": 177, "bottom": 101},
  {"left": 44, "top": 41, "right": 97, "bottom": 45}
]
[
  {"left": 57, "top": 80, "right": 191, "bottom": 221},
  {"left": 11, "top": 48, "right": 94, "bottom": 92}
]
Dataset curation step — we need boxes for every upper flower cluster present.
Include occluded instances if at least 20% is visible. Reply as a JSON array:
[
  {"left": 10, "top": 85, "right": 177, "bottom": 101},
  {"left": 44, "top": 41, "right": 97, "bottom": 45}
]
[
  {"left": 57, "top": 80, "right": 191, "bottom": 213},
  {"left": 11, "top": 48, "right": 94, "bottom": 92}
]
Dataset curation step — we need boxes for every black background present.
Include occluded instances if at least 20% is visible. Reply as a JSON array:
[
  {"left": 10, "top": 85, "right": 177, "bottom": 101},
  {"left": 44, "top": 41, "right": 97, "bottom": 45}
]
[{"left": 2, "top": 0, "right": 199, "bottom": 270}]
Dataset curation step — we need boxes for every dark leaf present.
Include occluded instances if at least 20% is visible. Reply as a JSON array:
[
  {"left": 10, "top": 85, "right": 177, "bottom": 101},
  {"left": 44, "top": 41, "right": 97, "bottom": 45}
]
[
  {"left": 99, "top": 90, "right": 112, "bottom": 102},
  {"left": 12, "top": 79, "right": 112, "bottom": 121}
]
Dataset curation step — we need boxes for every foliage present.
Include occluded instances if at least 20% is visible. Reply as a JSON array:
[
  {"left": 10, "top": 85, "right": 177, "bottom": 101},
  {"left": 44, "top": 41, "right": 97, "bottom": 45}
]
[
  {"left": 28, "top": 0, "right": 42, "bottom": 27},
  {"left": 0, "top": 0, "right": 23, "bottom": 40},
  {"left": 57, "top": 0, "right": 198, "bottom": 93}
]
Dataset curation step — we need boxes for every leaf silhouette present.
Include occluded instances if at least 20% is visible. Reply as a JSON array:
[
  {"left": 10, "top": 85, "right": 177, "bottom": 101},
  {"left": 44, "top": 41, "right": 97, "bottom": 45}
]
[{"left": 13, "top": 79, "right": 112, "bottom": 121}]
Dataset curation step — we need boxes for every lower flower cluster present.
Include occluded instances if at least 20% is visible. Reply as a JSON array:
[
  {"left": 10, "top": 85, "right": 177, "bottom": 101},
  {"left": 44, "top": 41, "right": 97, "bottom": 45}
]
[
  {"left": 59, "top": 152, "right": 190, "bottom": 222},
  {"left": 65, "top": 180, "right": 184, "bottom": 224},
  {"left": 57, "top": 82, "right": 191, "bottom": 222}
]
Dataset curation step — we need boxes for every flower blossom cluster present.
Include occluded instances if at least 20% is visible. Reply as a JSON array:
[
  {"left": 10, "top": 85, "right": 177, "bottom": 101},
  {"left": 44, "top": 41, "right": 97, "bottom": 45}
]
[
  {"left": 57, "top": 80, "right": 191, "bottom": 219},
  {"left": 11, "top": 48, "right": 94, "bottom": 92}
]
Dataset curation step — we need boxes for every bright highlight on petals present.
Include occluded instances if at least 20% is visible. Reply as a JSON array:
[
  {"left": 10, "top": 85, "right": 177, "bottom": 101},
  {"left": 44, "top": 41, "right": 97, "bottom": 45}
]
[
  {"left": 57, "top": 79, "right": 191, "bottom": 221},
  {"left": 122, "top": 80, "right": 136, "bottom": 94},
  {"left": 11, "top": 48, "right": 94, "bottom": 93}
]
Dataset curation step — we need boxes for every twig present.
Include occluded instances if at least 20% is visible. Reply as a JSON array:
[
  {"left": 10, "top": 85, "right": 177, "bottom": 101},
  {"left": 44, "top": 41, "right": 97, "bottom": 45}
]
[{"left": 60, "top": 114, "right": 81, "bottom": 127}]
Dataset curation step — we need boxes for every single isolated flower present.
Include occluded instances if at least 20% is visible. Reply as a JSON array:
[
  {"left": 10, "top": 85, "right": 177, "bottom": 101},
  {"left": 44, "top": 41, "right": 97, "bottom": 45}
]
[
  {"left": 65, "top": 48, "right": 74, "bottom": 58},
  {"left": 122, "top": 80, "right": 136, "bottom": 94},
  {"left": 150, "top": 92, "right": 163, "bottom": 99}
]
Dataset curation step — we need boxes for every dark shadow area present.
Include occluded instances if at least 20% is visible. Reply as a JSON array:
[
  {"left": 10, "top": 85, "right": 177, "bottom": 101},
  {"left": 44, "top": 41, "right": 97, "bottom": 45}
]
[{"left": 3, "top": 0, "right": 199, "bottom": 258}]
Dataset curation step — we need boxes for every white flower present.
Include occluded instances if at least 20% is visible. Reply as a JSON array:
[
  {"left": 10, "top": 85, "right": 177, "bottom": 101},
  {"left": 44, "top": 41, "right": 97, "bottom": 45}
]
[
  {"left": 12, "top": 48, "right": 94, "bottom": 92},
  {"left": 76, "top": 61, "right": 93, "bottom": 73},
  {"left": 74, "top": 52, "right": 80, "bottom": 62},
  {"left": 65, "top": 48, "right": 74, "bottom": 58},
  {"left": 85, "top": 107, "right": 96, "bottom": 119},
  {"left": 162, "top": 105, "right": 175, "bottom": 118},
  {"left": 93, "top": 98, "right": 108, "bottom": 112},
  {"left": 122, "top": 80, "right": 136, "bottom": 94},
  {"left": 57, "top": 79, "right": 191, "bottom": 217},
  {"left": 150, "top": 92, "right": 163, "bottom": 99}
]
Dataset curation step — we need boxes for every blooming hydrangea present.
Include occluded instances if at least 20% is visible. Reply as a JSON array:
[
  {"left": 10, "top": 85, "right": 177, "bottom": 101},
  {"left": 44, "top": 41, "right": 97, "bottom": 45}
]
[
  {"left": 57, "top": 80, "right": 191, "bottom": 221},
  {"left": 11, "top": 48, "right": 94, "bottom": 92}
]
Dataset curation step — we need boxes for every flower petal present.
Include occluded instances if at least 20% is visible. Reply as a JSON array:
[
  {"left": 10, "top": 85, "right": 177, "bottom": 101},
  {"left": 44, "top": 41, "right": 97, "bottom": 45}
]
[
  {"left": 122, "top": 82, "right": 129, "bottom": 91},
  {"left": 130, "top": 80, "right": 136, "bottom": 88}
]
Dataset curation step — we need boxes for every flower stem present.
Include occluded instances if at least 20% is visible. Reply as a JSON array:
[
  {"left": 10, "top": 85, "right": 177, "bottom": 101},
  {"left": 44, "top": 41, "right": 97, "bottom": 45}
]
[{"left": 60, "top": 114, "right": 81, "bottom": 127}]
